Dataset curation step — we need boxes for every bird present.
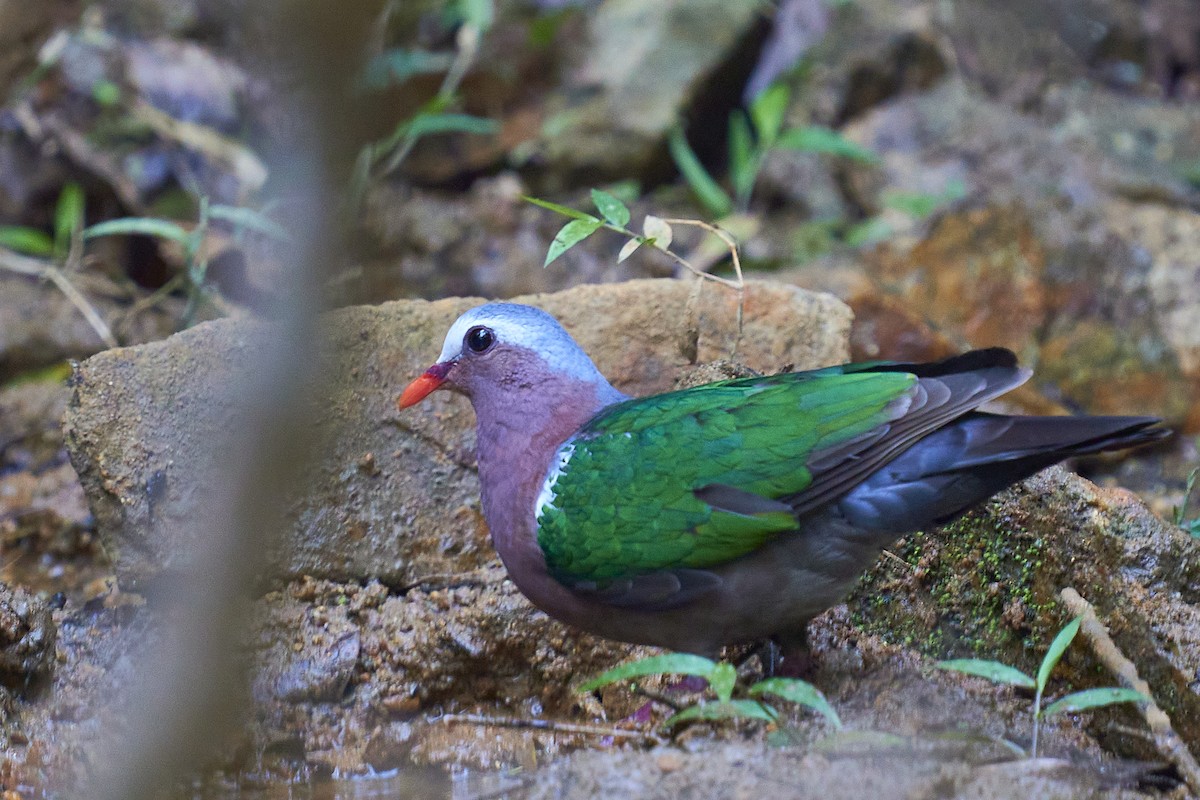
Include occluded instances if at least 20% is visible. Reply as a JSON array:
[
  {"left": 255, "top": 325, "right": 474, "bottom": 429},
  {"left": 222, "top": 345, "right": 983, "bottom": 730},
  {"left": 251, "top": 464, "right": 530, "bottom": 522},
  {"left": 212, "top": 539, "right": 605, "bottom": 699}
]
[{"left": 398, "top": 302, "right": 1167, "bottom": 665}]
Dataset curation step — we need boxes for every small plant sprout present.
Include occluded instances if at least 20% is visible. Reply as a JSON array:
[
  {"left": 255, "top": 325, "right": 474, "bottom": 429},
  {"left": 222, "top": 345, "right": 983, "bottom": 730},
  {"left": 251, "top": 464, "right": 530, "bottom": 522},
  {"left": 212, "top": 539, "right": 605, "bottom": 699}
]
[
  {"left": 0, "top": 183, "right": 117, "bottom": 348},
  {"left": 350, "top": 0, "right": 499, "bottom": 206},
  {"left": 937, "top": 616, "right": 1148, "bottom": 758},
  {"left": 84, "top": 199, "right": 289, "bottom": 327},
  {"left": 577, "top": 653, "right": 841, "bottom": 732},
  {"left": 525, "top": 189, "right": 747, "bottom": 346},
  {"left": 0, "top": 182, "right": 85, "bottom": 261},
  {"left": 669, "top": 81, "right": 878, "bottom": 218},
  {"left": 1172, "top": 465, "right": 1200, "bottom": 538}
]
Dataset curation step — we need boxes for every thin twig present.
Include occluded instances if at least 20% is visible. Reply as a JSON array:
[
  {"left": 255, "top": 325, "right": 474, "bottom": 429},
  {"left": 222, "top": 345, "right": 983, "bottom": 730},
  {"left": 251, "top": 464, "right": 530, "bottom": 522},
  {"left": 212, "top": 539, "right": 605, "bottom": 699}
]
[
  {"left": 0, "top": 247, "right": 118, "bottom": 348},
  {"left": 1059, "top": 587, "right": 1200, "bottom": 796},
  {"left": 439, "top": 713, "right": 664, "bottom": 742},
  {"left": 397, "top": 570, "right": 492, "bottom": 593},
  {"left": 659, "top": 218, "right": 745, "bottom": 355},
  {"left": 37, "top": 112, "right": 144, "bottom": 213},
  {"left": 130, "top": 100, "right": 268, "bottom": 196},
  {"left": 880, "top": 549, "right": 913, "bottom": 571},
  {"left": 112, "top": 273, "right": 186, "bottom": 339}
]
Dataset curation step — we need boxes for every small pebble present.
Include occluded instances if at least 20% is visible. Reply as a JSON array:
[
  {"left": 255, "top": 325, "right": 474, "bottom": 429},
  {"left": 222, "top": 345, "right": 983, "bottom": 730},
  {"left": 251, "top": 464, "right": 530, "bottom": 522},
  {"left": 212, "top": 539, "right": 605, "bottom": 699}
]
[{"left": 656, "top": 751, "right": 684, "bottom": 772}]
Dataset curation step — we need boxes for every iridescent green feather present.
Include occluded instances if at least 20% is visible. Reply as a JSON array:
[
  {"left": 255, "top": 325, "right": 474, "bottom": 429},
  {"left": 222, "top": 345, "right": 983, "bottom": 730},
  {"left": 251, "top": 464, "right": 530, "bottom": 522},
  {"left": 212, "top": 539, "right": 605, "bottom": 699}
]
[{"left": 535, "top": 369, "right": 917, "bottom": 584}]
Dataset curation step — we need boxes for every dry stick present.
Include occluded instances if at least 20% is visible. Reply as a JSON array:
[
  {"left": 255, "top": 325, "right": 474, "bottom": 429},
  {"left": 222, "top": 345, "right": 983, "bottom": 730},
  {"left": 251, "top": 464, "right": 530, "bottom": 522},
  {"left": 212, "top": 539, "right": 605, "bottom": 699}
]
[
  {"left": 0, "top": 247, "right": 118, "bottom": 348},
  {"left": 37, "top": 112, "right": 145, "bottom": 213},
  {"left": 397, "top": 570, "right": 493, "bottom": 593},
  {"left": 1059, "top": 587, "right": 1200, "bottom": 795},
  {"left": 130, "top": 100, "right": 268, "bottom": 196},
  {"left": 440, "top": 713, "right": 665, "bottom": 743}
]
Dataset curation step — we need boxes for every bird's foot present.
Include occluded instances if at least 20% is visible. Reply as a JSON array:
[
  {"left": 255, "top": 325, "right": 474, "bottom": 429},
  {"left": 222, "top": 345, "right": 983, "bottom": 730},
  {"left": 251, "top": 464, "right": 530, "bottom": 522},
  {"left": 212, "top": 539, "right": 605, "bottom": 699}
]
[{"left": 764, "top": 631, "right": 816, "bottom": 679}]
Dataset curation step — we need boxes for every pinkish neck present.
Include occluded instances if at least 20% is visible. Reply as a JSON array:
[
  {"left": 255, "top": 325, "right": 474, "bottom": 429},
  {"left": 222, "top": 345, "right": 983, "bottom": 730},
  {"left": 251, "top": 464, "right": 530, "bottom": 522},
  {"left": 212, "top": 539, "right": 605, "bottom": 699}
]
[{"left": 472, "top": 378, "right": 622, "bottom": 570}]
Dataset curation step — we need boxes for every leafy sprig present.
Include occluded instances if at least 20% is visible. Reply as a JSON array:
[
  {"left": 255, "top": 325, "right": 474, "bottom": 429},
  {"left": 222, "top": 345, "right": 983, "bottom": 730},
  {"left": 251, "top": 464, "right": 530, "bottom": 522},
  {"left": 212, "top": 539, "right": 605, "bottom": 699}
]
[
  {"left": 938, "top": 616, "right": 1148, "bottom": 757},
  {"left": 579, "top": 653, "right": 842, "bottom": 731}
]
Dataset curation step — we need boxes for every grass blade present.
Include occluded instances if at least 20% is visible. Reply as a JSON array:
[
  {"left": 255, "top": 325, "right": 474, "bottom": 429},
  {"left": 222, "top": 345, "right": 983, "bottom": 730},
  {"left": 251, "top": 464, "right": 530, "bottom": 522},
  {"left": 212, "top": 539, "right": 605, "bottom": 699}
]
[
  {"left": 776, "top": 125, "right": 879, "bottom": 163},
  {"left": 936, "top": 659, "right": 1035, "bottom": 689},
  {"left": 1037, "top": 617, "right": 1081, "bottom": 694},
  {"left": 577, "top": 653, "right": 716, "bottom": 693},
  {"left": 664, "top": 700, "right": 777, "bottom": 729},
  {"left": 668, "top": 126, "right": 732, "bottom": 218},
  {"left": 750, "top": 677, "right": 842, "bottom": 728},
  {"left": 84, "top": 218, "right": 192, "bottom": 246},
  {"left": 404, "top": 112, "right": 499, "bottom": 139},
  {"left": 749, "top": 82, "right": 789, "bottom": 147},
  {"left": 728, "top": 111, "right": 757, "bottom": 206},
  {"left": 0, "top": 226, "right": 54, "bottom": 257},
  {"left": 53, "top": 182, "right": 85, "bottom": 259},
  {"left": 209, "top": 205, "right": 290, "bottom": 241},
  {"left": 1043, "top": 688, "right": 1148, "bottom": 718}
]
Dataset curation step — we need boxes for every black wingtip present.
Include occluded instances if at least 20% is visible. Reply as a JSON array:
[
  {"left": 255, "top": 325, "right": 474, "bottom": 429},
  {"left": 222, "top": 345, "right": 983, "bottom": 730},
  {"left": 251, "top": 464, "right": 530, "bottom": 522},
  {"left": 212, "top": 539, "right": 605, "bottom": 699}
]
[
  {"left": 1077, "top": 416, "right": 1172, "bottom": 453},
  {"left": 866, "top": 348, "right": 1020, "bottom": 378}
]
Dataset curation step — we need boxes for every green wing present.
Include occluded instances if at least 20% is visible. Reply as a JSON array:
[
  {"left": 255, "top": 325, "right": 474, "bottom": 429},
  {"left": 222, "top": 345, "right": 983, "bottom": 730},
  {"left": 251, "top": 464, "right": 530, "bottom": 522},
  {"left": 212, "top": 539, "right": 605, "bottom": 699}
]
[{"left": 535, "top": 369, "right": 918, "bottom": 586}]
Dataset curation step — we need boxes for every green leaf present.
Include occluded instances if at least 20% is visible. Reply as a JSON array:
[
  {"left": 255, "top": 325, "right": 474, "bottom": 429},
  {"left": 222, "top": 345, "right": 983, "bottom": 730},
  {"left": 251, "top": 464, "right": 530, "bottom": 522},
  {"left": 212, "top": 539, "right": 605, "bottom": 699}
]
[
  {"left": 844, "top": 217, "right": 892, "bottom": 247},
  {"left": 0, "top": 226, "right": 54, "bottom": 257},
  {"left": 1043, "top": 688, "right": 1148, "bottom": 718},
  {"left": 811, "top": 729, "right": 909, "bottom": 753},
  {"left": 458, "top": 0, "right": 494, "bottom": 32},
  {"left": 668, "top": 126, "right": 733, "bottom": 218},
  {"left": 749, "top": 82, "right": 790, "bottom": 147},
  {"left": 1173, "top": 466, "right": 1198, "bottom": 527},
  {"left": 1037, "top": 617, "right": 1081, "bottom": 694},
  {"left": 590, "top": 188, "right": 630, "bottom": 228},
  {"left": 576, "top": 653, "right": 716, "bottom": 693},
  {"left": 881, "top": 190, "right": 941, "bottom": 219},
  {"left": 603, "top": 180, "right": 641, "bottom": 204},
  {"left": 543, "top": 218, "right": 602, "bottom": 267},
  {"left": 360, "top": 48, "right": 454, "bottom": 90},
  {"left": 709, "top": 662, "right": 737, "bottom": 704},
  {"left": 642, "top": 216, "right": 673, "bottom": 251},
  {"left": 882, "top": 180, "right": 966, "bottom": 219},
  {"left": 209, "top": 205, "right": 290, "bottom": 241},
  {"left": 776, "top": 126, "right": 879, "bottom": 163},
  {"left": 728, "top": 111, "right": 757, "bottom": 205},
  {"left": 91, "top": 79, "right": 121, "bottom": 106},
  {"left": 523, "top": 196, "right": 602, "bottom": 222},
  {"left": 53, "top": 183, "right": 86, "bottom": 259},
  {"left": 404, "top": 112, "right": 499, "bottom": 140},
  {"left": 664, "top": 700, "right": 777, "bottom": 729},
  {"left": 617, "top": 236, "right": 642, "bottom": 263},
  {"left": 936, "top": 659, "right": 1035, "bottom": 689},
  {"left": 85, "top": 217, "right": 192, "bottom": 246},
  {"left": 750, "top": 677, "right": 842, "bottom": 728}
]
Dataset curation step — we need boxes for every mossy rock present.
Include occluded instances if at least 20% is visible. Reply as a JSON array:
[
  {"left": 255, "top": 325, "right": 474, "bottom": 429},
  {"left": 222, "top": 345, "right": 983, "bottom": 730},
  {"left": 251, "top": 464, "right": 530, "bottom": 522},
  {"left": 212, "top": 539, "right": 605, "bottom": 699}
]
[{"left": 849, "top": 466, "right": 1200, "bottom": 758}]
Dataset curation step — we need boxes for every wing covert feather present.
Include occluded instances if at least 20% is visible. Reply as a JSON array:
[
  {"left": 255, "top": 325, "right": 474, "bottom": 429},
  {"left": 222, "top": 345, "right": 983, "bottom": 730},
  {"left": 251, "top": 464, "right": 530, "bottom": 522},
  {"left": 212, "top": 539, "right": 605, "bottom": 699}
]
[{"left": 535, "top": 370, "right": 918, "bottom": 585}]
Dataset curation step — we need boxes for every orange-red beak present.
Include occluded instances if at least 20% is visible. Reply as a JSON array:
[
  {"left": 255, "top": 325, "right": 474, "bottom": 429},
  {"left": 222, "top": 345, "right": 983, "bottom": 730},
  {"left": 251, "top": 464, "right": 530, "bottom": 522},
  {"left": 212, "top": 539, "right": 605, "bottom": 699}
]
[{"left": 398, "top": 361, "right": 455, "bottom": 408}]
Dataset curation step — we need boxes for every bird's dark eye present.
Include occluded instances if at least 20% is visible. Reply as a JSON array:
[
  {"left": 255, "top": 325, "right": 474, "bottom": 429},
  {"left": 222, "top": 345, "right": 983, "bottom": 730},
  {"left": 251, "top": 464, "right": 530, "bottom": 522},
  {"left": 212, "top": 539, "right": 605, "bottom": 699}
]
[{"left": 465, "top": 325, "right": 495, "bottom": 353}]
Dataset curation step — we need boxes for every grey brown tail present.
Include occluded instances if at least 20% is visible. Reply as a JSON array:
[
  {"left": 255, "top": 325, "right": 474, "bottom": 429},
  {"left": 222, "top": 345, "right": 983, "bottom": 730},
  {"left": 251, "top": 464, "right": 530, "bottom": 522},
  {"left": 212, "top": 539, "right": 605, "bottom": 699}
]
[{"left": 837, "top": 412, "right": 1169, "bottom": 533}]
